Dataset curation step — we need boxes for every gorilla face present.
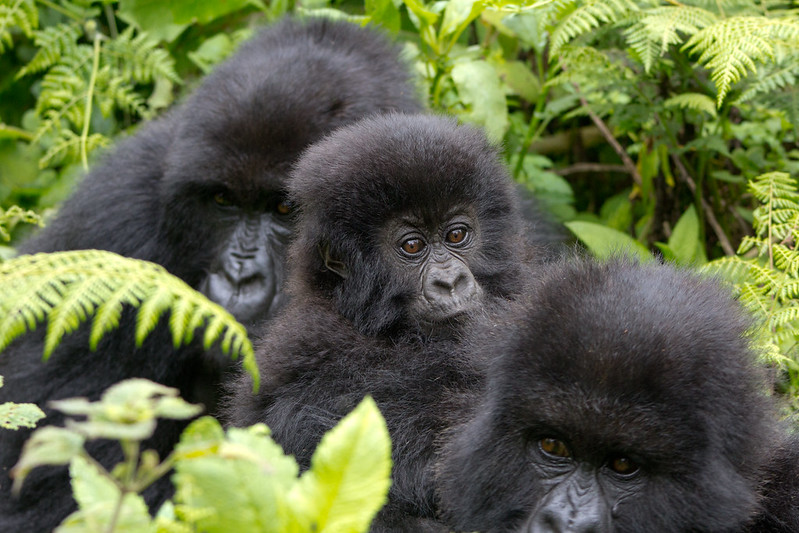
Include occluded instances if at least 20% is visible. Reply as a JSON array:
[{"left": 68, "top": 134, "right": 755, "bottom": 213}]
[
  {"left": 438, "top": 257, "right": 779, "bottom": 533},
  {"left": 288, "top": 113, "right": 530, "bottom": 337},
  {"left": 383, "top": 208, "right": 484, "bottom": 325}
]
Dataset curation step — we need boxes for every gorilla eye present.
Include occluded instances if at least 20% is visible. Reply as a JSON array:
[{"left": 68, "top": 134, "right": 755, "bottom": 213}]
[
  {"left": 446, "top": 228, "right": 467, "bottom": 245},
  {"left": 539, "top": 438, "right": 571, "bottom": 458},
  {"left": 276, "top": 201, "right": 293, "bottom": 215},
  {"left": 401, "top": 238, "right": 425, "bottom": 256},
  {"left": 609, "top": 456, "right": 639, "bottom": 476},
  {"left": 214, "top": 192, "right": 233, "bottom": 207}
]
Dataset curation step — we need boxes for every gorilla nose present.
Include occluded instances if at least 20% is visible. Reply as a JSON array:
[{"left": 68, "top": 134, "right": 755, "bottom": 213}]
[
  {"left": 424, "top": 263, "right": 479, "bottom": 307},
  {"left": 529, "top": 512, "right": 603, "bottom": 533}
]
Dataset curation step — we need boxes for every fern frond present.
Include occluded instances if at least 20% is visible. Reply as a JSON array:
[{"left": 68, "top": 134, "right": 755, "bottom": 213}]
[
  {"left": 663, "top": 92, "right": 717, "bottom": 117},
  {"left": 736, "top": 60, "right": 799, "bottom": 104},
  {"left": 623, "top": 6, "right": 717, "bottom": 72},
  {"left": 38, "top": 130, "right": 109, "bottom": 169},
  {"left": 550, "top": 0, "right": 641, "bottom": 55},
  {"left": 102, "top": 27, "right": 180, "bottom": 84},
  {"left": 34, "top": 49, "right": 93, "bottom": 136},
  {"left": 0, "top": 206, "right": 41, "bottom": 242},
  {"left": 548, "top": 45, "right": 626, "bottom": 88},
  {"left": 683, "top": 16, "right": 799, "bottom": 105},
  {"left": 0, "top": 251, "right": 259, "bottom": 390},
  {"left": 96, "top": 69, "right": 149, "bottom": 118},
  {"left": 16, "top": 22, "right": 81, "bottom": 78},
  {"left": 0, "top": 0, "right": 37, "bottom": 54}
]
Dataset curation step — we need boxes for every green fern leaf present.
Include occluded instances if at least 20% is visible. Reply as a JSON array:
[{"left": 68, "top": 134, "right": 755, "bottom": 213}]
[
  {"left": 736, "top": 60, "right": 799, "bottom": 104},
  {"left": 102, "top": 27, "right": 180, "bottom": 84},
  {"left": 683, "top": 16, "right": 799, "bottom": 105},
  {"left": 0, "top": 251, "right": 259, "bottom": 391},
  {"left": 0, "top": 0, "right": 37, "bottom": 54},
  {"left": 663, "top": 92, "right": 717, "bottom": 117},
  {"left": 550, "top": 0, "right": 641, "bottom": 55},
  {"left": 624, "top": 6, "right": 717, "bottom": 72},
  {"left": 16, "top": 22, "right": 81, "bottom": 78}
]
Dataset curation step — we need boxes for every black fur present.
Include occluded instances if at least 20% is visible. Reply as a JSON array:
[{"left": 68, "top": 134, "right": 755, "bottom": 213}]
[
  {"left": 0, "top": 17, "right": 421, "bottom": 531},
  {"left": 437, "top": 256, "right": 799, "bottom": 532},
  {"left": 224, "top": 113, "right": 557, "bottom": 531}
]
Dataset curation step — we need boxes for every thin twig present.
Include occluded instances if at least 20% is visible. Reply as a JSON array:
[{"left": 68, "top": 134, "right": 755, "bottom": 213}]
[
  {"left": 555, "top": 163, "right": 629, "bottom": 176},
  {"left": 670, "top": 154, "right": 736, "bottom": 256},
  {"left": 574, "top": 89, "right": 643, "bottom": 187},
  {"left": 80, "top": 30, "right": 102, "bottom": 171}
]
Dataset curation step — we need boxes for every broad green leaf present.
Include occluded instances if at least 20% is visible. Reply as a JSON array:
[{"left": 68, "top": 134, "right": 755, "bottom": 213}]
[
  {"left": 366, "top": 0, "right": 402, "bottom": 33},
  {"left": 400, "top": 0, "right": 440, "bottom": 28},
  {"left": 496, "top": 60, "right": 540, "bottom": 102},
  {"left": 0, "top": 401, "right": 45, "bottom": 429},
  {"left": 119, "top": 0, "right": 263, "bottom": 42},
  {"left": 668, "top": 205, "right": 708, "bottom": 265},
  {"left": 441, "top": 0, "right": 484, "bottom": 42},
  {"left": 599, "top": 191, "right": 633, "bottom": 232},
  {"left": 289, "top": 396, "right": 391, "bottom": 533},
  {"left": 56, "top": 456, "right": 155, "bottom": 533},
  {"left": 565, "top": 221, "right": 652, "bottom": 262},
  {"left": 188, "top": 34, "right": 235, "bottom": 74},
  {"left": 451, "top": 60, "right": 509, "bottom": 142},
  {"left": 11, "top": 426, "right": 85, "bottom": 493},
  {"left": 173, "top": 416, "right": 226, "bottom": 459},
  {"left": 51, "top": 379, "right": 202, "bottom": 441},
  {"left": 173, "top": 424, "right": 299, "bottom": 533}
]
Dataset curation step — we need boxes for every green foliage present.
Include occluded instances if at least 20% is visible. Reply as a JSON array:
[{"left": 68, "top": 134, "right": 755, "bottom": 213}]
[
  {"left": 0, "top": 0, "right": 37, "bottom": 53},
  {"left": 0, "top": 250, "right": 259, "bottom": 390},
  {"left": 564, "top": 220, "right": 652, "bottom": 261},
  {"left": 174, "top": 397, "right": 391, "bottom": 532},
  {"left": 0, "top": 205, "right": 41, "bottom": 242},
  {"left": 0, "top": 375, "right": 45, "bottom": 430},
  {"left": 706, "top": 172, "right": 799, "bottom": 408},
  {"left": 13, "top": 381, "right": 391, "bottom": 533}
]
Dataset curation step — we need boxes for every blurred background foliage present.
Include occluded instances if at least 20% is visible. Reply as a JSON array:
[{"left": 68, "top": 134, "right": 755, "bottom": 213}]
[{"left": 2, "top": 0, "right": 799, "bottom": 408}]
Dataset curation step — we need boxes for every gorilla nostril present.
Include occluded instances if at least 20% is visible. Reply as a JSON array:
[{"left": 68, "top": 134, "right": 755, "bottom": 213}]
[{"left": 231, "top": 250, "right": 257, "bottom": 260}]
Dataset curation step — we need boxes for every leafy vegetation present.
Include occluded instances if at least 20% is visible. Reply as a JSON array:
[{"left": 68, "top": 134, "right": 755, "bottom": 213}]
[
  {"left": 12, "top": 380, "right": 391, "bottom": 532},
  {"left": 0, "top": 250, "right": 258, "bottom": 388},
  {"left": 2, "top": 0, "right": 799, "bottom": 529}
]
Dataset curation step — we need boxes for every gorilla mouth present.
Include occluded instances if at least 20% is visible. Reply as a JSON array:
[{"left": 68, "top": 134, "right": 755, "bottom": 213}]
[{"left": 200, "top": 270, "right": 278, "bottom": 325}]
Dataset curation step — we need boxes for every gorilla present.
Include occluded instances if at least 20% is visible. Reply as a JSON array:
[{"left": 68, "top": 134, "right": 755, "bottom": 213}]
[
  {"left": 225, "top": 113, "right": 561, "bottom": 531},
  {"left": 0, "top": 17, "right": 421, "bottom": 531},
  {"left": 436, "top": 256, "right": 799, "bottom": 532}
]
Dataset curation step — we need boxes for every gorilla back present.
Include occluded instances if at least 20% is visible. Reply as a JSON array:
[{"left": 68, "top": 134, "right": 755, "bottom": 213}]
[
  {"left": 0, "top": 17, "right": 421, "bottom": 532},
  {"left": 437, "top": 256, "right": 798, "bottom": 532}
]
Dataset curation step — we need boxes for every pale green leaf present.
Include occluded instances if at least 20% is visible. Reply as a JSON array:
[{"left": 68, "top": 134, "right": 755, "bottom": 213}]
[
  {"left": 451, "top": 60, "right": 509, "bottom": 142},
  {"left": 289, "top": 396, "right": 391, "bottom": 533},
  {"left": 565, "top": 221, "right": 652, "bottom": 262}
]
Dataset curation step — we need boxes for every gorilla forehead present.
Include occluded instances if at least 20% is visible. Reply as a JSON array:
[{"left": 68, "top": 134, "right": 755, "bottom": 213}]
[
  {"left": 290, "top": 114, "right": 517, "bottom": 234},
  {"left": 492, "top": 258, "right": 763, "bottom": 446},
  {"left": 163, "top": 18, "right": 422, "bottom": 203}
]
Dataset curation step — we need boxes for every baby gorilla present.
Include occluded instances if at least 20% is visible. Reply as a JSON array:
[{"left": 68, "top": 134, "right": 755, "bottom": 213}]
[
  {"left": 437, "top": 256, "right": 799, "bottom": 532},
  {"left": 226, "top": 113, "right": 554, "bottom": 531}
]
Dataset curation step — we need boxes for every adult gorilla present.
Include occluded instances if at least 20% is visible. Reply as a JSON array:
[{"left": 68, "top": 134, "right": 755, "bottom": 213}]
[
  {"left": 437, "top": 256, "right": 799, "bottom": 532},
  {"left": 0, "top": 17, "right": 421, "bottom": 531}
]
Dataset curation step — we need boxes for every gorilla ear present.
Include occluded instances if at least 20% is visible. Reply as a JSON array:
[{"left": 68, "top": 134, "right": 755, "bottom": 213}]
[{"left": 319, "top": 242, "right": 349, "bottom": 279}]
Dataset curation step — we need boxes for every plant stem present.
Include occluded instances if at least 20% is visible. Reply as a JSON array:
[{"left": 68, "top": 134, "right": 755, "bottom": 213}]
[{"left": 80, "top": 29, "right": 102, "bottom": 171}]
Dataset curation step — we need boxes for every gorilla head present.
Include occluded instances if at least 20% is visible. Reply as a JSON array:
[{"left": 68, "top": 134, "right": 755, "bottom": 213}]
[
  {"left": 156, "top": 17, "right": 422, "bottom": 325},
  {"left": 438, "top": 257, "right": 787, "bottom": 532},
  {"left": 284, "top": 112, "right": 529, "bottom": 337}
]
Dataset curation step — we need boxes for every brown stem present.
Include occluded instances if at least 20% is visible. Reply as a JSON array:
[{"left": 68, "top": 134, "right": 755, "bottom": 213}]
[
  {"left": 555, "top": 163, "right": 629, "bottom": 176},
  {"left": 669, "top": 154, "right": 736, "bottom": 256},
  {"left": 574, "top": 90, "right": 642, "bottom": 187}
]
